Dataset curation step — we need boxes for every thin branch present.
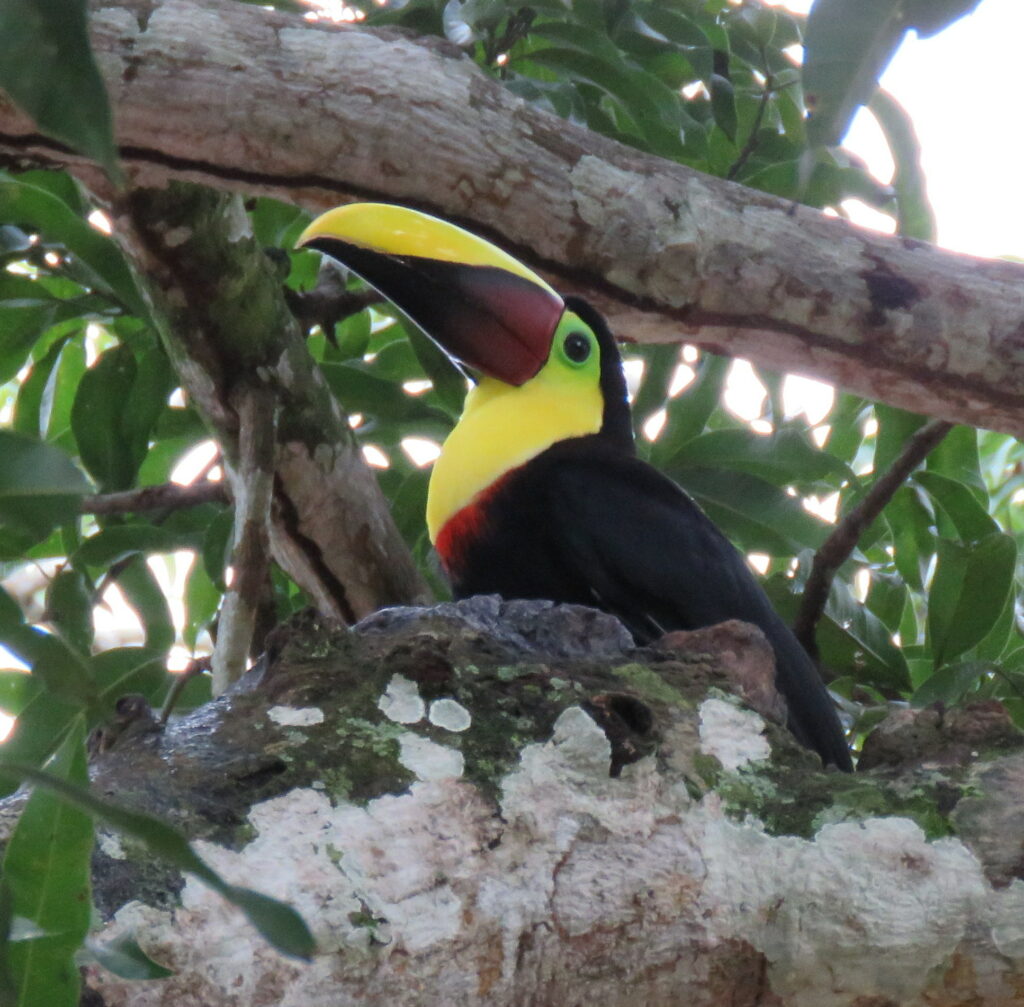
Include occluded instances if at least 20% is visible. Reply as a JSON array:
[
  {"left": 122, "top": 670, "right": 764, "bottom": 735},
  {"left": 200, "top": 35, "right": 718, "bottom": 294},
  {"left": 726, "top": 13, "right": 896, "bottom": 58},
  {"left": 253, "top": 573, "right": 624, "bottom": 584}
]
[
  {"left": 284, "top": 277, "right": 382, "bottom": 341},
  {"left": 726, "top": 71, "right": 773, "bottom": 181},
  {"left": 212, "top": 382, "right": 279, "bottom": 695},
  {"left": 81, "top": 481, "right": 228, "bottom": 516},
  {"left": 159, "top": 655, "right": 212, "bottom": 724},
  {"left": 793, "top": 418, "right": 953, "bottom": 656}
]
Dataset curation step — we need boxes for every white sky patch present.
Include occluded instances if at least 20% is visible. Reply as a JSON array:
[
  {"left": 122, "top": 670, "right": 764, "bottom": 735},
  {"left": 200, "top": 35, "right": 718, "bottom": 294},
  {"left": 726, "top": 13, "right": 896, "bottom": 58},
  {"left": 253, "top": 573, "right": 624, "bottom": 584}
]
[
  {"left": 361, "top": 444, "right": 389, "bottom": 469},
  {"left": 782, "top": 374, "right": 834, "bottom": 424},
  {"left": 668, "top": 363, "right": 695, "bottom": 397},
  {"left": 401, "top": 436, "right": 441, "bottom": 467},
  {"left": 699, "top": 698, "right": 770, "bottom": 771},
  {"left": 171, "top": 439, "right": 220, "bottom": 485},
  {"left": 428, "top": 698, "right": 472, "bottom": 733},
  {"left": 87, "top": 208, "right": 113, "bottom": 235},
  {"left": 642, "top": 408, "right": 667, "bottom": 442},
  {"left": 747, "top": 552, "right": 770, "bottom": 575},
  {"left": 803, "top": 490, "right": 840, "bottom": 524},
  {"left": 398, "top": 733, "right": 464, "bottom": 780},
  {"left": 378, "top": 674, "right": 425, "bottom": 724},
  {"left": 402, "top": 379, "right": 433, "bottom": 396},
  {"left": 267, "top": 705, "right": 325, "bottom": 727},
  {"left": 778, "top": 0, "right": 1024, "bottom": 261},
  {"left": 621, "top": 358, "right": 645, "bottom": 400},
  {"left": 724, "top": 359, "right": 766, "bottom": 422}
]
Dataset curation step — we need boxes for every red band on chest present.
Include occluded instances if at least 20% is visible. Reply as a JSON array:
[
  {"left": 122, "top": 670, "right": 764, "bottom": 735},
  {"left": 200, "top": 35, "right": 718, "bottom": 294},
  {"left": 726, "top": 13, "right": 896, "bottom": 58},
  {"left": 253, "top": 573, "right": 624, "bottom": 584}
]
[{"left": 434, "top": 471, "right": 515, "bottom": 575}]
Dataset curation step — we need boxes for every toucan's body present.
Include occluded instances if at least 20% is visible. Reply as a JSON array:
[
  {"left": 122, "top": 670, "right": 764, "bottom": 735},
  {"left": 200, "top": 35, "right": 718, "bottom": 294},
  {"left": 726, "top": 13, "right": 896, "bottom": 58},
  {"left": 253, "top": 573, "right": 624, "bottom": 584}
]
[{"left": 299, "top": 204, "right": 853, "bottom": 771}]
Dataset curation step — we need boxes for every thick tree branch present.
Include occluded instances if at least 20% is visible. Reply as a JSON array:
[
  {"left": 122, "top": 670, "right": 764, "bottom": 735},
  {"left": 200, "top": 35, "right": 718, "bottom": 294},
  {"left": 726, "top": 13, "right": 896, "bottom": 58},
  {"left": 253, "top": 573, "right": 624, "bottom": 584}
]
[
  {"left": 1, "top": 0, "right": 1022, "bottom": 433},
  {"left": 47, "top": 600, "right": 1024, "bottom": 1006}
]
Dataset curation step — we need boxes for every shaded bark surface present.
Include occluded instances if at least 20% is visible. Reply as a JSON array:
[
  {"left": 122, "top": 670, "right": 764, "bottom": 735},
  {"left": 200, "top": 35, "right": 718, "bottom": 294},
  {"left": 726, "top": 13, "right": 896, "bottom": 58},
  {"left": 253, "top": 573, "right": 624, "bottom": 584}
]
[{"left": 15, "top": 598, "right": 1020, "bottom": 1007}]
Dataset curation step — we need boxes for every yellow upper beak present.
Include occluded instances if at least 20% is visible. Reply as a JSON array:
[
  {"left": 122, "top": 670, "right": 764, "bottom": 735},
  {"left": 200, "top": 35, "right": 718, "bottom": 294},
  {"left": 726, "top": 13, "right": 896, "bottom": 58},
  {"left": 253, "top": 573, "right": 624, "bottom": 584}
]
[
  {"left": 296, "top": 203, "right": 565, "bottom": 387},
  {"left": 297, "top": 203, "right": 558, "bottom": 295}
]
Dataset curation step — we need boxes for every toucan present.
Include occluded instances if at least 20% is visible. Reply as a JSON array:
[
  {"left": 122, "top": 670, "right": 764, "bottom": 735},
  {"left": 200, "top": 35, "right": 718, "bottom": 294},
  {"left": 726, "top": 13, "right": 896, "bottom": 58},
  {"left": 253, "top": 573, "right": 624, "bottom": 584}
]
[{"left": 298, "top": 203, "right": 853, "bottom": 771}]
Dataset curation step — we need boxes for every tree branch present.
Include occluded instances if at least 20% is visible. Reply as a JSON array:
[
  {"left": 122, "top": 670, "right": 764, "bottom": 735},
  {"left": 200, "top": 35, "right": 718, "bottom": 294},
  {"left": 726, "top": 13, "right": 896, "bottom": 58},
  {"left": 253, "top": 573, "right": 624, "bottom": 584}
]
[
  {"left": 80, "top": 481, "right": 228, "bottom": 515},
  {"left": 1, "top": 0, "right": 1021, "bottom": 433},
  {"left": 212, "top": 382, "right": 278, "bottom": 694},
  {"left": 112, "top": 182, "right": 431, "bottom": 622},
  {"left": 793, "top": 419, "right": 953, "bottom": 655}
]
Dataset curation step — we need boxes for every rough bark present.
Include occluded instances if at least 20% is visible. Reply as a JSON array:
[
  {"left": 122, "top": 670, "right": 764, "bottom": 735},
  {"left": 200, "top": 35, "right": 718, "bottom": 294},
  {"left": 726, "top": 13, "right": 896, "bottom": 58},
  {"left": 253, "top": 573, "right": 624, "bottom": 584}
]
[
  {"left": 2, "top": 0, "right": 1023, "bottom": 435},
  {"left": 25, "top": 598, "right": 1023, "bottom": 1007},
  {"left": 112, "top": 182, "right": 431, "bottom": 622}
]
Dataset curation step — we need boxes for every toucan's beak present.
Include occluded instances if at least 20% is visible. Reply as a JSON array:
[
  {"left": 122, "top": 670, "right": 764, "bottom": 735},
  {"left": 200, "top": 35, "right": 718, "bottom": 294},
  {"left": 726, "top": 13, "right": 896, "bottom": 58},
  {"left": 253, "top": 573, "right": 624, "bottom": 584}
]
[{"left": 296, "top": 203, "right": 564, "bottom": 386}]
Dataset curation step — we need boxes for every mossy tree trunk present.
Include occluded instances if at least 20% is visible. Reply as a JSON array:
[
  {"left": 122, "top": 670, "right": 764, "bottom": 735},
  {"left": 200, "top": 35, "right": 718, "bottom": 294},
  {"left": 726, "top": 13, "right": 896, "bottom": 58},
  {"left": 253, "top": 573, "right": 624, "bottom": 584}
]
[{"left": 27, "top": 600, "right": 1021, "bottom": 1007}]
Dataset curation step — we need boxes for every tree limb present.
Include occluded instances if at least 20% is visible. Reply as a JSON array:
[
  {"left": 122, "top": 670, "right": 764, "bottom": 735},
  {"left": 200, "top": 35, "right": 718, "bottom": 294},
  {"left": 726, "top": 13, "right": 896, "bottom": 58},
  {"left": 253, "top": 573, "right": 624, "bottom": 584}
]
[
  {"left": 212, "top": 382, "right": 278, "bottom": 694},
  {"left": 112, "top": 182, "right": 431, "bottom": 622},
  {"left": 80, "top": 481, "right": 228, "bottom": 515},
  {"left": 1, "top": 0, "right": 1022, "bottom": 433},
  {"left": 58, "top": 600, "right": 1024, "bottom": 1006}
]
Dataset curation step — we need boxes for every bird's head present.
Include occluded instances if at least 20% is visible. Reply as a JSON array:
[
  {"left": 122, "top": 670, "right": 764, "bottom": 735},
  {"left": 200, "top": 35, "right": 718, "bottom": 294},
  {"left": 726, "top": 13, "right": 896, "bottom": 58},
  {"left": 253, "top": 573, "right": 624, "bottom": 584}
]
[{"left": 297, "top": 202, "right": 631, "bottom": 539}]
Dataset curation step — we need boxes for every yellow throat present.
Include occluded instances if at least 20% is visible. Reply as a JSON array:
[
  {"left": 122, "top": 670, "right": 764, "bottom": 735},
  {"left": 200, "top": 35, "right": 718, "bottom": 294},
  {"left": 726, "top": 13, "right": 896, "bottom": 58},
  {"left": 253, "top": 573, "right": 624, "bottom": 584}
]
[{"left": 426, "top": 311, "right": 605, "bottom": 541}]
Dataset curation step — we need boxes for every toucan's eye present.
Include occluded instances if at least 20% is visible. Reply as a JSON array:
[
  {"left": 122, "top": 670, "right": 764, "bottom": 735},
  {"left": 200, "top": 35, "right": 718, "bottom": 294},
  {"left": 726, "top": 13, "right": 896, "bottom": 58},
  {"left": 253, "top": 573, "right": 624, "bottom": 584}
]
[{"left": 563, "top": 331, "right": 592, "bottom": 364}]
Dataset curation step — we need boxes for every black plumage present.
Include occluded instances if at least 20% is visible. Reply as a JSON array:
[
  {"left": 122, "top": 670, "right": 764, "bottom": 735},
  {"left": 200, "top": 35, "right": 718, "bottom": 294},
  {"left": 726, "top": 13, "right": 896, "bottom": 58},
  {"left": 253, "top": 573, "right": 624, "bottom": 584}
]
[{"left": 443, "top": 297, "right": 853, "bottom": 771}]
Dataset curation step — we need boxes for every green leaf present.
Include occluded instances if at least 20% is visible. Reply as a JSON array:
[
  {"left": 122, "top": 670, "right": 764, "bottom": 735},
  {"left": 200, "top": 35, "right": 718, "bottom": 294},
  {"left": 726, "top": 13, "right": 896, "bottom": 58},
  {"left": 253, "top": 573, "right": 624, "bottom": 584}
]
[
  {"left": 803, "top": 0, "right": 980, "bottom": 148},
  {"left": 0, "top": 627, "right": 95, "bottom": 707},
  {"left": 0, "top": 672, "right": 42, "bottom": 717},
  {"left": 4, "top": 721, "right": 92, "bottom": 1007},
  {"left": 74, "top": 524, "right": 195, "bottom": 568},
  {"left": 0, "top": 763, "right": 316, "bottom": 961},
  {"left": 45, "top": 568, "right": 94, "bottom": 656},
  {"left": 926, "top": 424, "right": 985, "bottom": 493},
  {"left": 868, "top": 90, "right": 935, "bottom": 242},
  {"left": 116, "top": 560, "right": 175, "bottom": 657},
  {"left": 514, "top": 47, "right": 684, "bottom": 156},
  {"left": 912, "top": 660, "right": 989, "bottom": 709},
  {"left": 668, "top": 467, "right": 828, "bottom": 555},
  {"left": 92, "top": 649, "right": 167, "bottom": 707},
  {"left": 201, "top": 510, "right": 235, "bottom": 590},
  {"left": 668, "top": 426, "right": 851, "bottom": 486},
  {"left": 913, "top": 471, "right": 997, "bottom": 543},
  {"left": 71, "top": 343, "right": 140, "bottom": 491},
  {"left": 12, "top": 335, "right": 70, "bottom": 438},
  {"left": 0, "top": 177, "right": 145, "bottom": 318},
  {"left": 0, "top": 635, "right": 162, "bottom": 798},
  {"left": 766, "top": 575, "right": 911, "bottom": 692},
  {"left": 631, "top": 345, "right": 680, "bottom": 432},
  {"left": 83, "top": 933, "right": 174, "bottom": 980},
  {"left": 650, "top": 354, "right": 729, "bottom": 465},
  {"left": 802, "top": 0, "right": 905, "bottom": 148},
  {"left": 928, "top": 534, "right": 1018, "bottom": 668},
  {"left": 0, "top": 431, "right": 89, "bottom": 553},
  {"left": 404, "top": 325, "right": 467, "bottom": 417},
  {"left": 0, "top": 0, "right": 120, "bottom": 180},
  {"left": 320, "top": 362, "right": 452, "bottom": 426}
]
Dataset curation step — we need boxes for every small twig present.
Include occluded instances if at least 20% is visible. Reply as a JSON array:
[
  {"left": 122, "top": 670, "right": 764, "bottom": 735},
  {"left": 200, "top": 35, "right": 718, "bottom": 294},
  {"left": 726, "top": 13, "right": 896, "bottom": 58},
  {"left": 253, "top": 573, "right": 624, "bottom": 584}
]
[
  {"left": 726, "top": 71, "right": 773, "bottom": 181},
  {"left": 159, "top": 655, "right": 212, "bottom": 725},
  {"left": 793, "top": 418, "right": 953, "bottom": 654},
  {"left": 211, "top": 383, "right": 279, "bottom": 695},
  {"left": 284, "top": 275, "right": 381, "bottom": 342},
  {"left": 81, "top": 481, "right": 228, "bottom": 516}
]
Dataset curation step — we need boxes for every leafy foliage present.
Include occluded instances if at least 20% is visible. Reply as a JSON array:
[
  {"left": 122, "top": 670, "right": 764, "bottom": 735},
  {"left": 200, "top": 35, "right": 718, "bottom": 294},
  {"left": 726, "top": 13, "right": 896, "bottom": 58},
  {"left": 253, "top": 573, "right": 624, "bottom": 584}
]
[{"left": 0, "top": 0, "right": 1021, "bottom": 1001}]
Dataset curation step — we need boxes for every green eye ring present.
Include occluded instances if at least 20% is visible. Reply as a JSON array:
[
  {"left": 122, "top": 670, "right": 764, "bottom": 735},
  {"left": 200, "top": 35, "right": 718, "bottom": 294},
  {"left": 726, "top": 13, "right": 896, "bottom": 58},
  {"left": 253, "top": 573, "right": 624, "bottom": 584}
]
[{"left": 561, "top": 330, "right": 592, "bottom": 366}]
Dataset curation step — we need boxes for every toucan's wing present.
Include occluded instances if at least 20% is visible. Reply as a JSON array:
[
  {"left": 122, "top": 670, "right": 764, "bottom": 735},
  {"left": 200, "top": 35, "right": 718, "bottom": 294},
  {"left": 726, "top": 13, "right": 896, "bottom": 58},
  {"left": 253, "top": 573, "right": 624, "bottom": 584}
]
[{"left": 538, "top": 447, "right": 852, "bottom": 770}]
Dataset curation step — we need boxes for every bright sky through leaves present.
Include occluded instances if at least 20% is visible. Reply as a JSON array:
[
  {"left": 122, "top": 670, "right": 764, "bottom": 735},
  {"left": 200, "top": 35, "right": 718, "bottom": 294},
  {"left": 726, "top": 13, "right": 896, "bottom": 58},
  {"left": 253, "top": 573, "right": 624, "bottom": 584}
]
[{"left": 780, "top": 0, "right": 1022, "bottom": 259}]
